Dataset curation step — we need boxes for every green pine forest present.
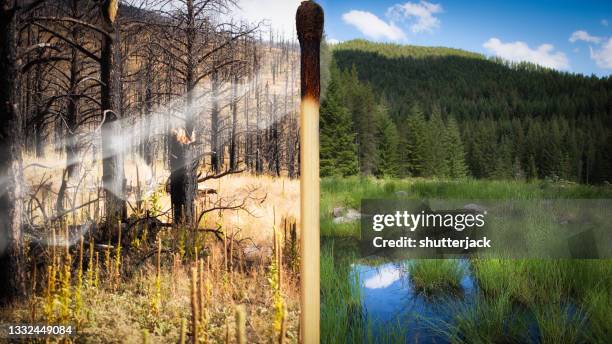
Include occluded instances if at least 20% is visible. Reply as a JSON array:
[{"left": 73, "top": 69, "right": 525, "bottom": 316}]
[{"left": 319, "top": 39, "right": 612, "bottom": 183}]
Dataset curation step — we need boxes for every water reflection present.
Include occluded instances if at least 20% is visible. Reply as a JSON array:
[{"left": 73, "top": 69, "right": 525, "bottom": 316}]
[{"left": 351, "top": 260, "right": 477, "bottom": 343}]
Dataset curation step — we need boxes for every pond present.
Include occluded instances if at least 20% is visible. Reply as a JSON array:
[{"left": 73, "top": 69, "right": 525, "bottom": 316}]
[{"left": 351, "top": 260, "right": 477, "bottom": 344}]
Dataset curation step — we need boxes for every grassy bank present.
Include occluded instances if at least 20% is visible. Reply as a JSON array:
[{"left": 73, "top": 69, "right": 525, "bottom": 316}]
[{"left": 322, "top": 176, "right": 612, "bottom": 238}]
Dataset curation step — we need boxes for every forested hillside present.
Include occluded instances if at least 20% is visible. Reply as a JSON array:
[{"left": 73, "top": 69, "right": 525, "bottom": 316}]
[{"left": 321, "top": 39, "right": 612, "bottom": 183}]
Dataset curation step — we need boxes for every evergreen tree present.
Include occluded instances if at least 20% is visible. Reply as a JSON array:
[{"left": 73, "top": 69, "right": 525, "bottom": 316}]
[
  {"left": 399, "top": 105, "right": 428, "bottom": 176},
  {"left": 541, "top": 120, "right": 564, "bottom": 179},
  {"left": 342, "top": 67, "right": 378, "bottom": 175},
  {"left": 423, "top": 107, "right": 449, "bottom": 177},
  {"left": 319, "top": 66, "right": 358, "bottom": 177},
  {"left": 527, "top": 155, "right": 539, "bottom": 180},
  {"left": 444, "top": 117, "right": 468, "bottom": 178},
  {"left": 374, "top": 104, "right": 400, "bottom": 177},
  {"left": 491, "top": 136, "right": 513, "bottom": 179}
]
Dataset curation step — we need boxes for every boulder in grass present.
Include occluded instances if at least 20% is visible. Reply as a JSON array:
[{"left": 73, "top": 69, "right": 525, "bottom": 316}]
[
  {"left": 345, "top": 208, "right": 361, "bottom": 221},
  {"left": 332, "top": 208, "right": 361, "bottom": 224},
  {"left": 463, "top": 203, "right": 487, "bottom": 214},
  {"left": 332, "top": 207, "right": 345, "bottom": 218}
]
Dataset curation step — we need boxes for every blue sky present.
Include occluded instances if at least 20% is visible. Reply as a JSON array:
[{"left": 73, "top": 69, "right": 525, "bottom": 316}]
[{"left": 309, "top": 0, "right": 612, "bottom": 76}]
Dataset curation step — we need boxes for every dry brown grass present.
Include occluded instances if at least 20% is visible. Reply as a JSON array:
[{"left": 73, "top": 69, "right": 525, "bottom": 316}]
[{"left": 2, "top": 169, "right": 300, "bottom": 343}]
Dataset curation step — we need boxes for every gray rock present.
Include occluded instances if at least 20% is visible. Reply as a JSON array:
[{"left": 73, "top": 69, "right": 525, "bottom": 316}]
[
  {"left": 332, "top": 207, "right": 345, "bottom": 218},
  {"left": 395, "top": 190, "right": 408, "bottom": 197},
  {"left": 345, "top": 208, "right": 361, "bottom": 221},
  {"left": 332, "top": 217, "right": 348, "bottom": 224},
  {"left": 332, "top": 208, "right": 361, "bottom": 224},
  {"left": 463, "top": 203, "right": 487, "bottom": 213}
]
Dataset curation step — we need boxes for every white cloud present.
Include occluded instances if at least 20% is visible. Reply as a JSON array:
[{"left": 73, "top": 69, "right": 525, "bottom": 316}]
[
  {"left": 590, "top": 38, "right": 612, "bottom": 69},
  {"left": 569, "top": 30, "right": 602, "bottom": 44},
  {"left": 363, "top": 266, "right": 401, "bottom": 289},
  {"left": 233, "top": 0, "right": 301, "bottom": 38},
  {"left": 327, "top": 38, "right": 341, "bottom": 45},
  {"left": 342, "top": 10, "right": 406, "bottom": 41},
  {"left": 483, "top": 38, "right": 570, "bottom": 70},
  {"left": 568, "top": 29, "right": 612, "bottom": 69},
  {"left": 387, "top": 1, "right": 443, "bottom": 33},
  {"left": 602, "top": 19, "right": 609, "bottom": 27}
]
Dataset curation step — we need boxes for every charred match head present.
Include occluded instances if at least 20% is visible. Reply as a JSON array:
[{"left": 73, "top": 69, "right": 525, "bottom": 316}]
[
  {"left": 296, "top": 1, "right": 324, "bottom": 102},
  {"left": 296, "top": 1, "right": 324, "bottom": 45}
]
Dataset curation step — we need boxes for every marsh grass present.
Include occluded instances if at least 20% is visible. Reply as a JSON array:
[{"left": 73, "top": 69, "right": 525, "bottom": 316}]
[
  {"left": 583, "top": 290, "right": 612, "bottom": 343},
  {"left": 408, "top": 259, "right": 466, "bottom": 296},
  {"left": 320, "top": 240, "right": 364, "bottom": 344},
  {"left": 531, "top": 302, "right": 587, "bottom": 344},
  {"left": 321, "top": 176, "right": 612, "bottom": 342},
  {"left": 435, "top": 292, "right": 529, "bottom": 344}
]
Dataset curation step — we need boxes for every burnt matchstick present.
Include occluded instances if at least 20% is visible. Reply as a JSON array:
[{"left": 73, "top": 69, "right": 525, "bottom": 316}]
[{"left": 296, "top": 1, "right": 323, "bottom": 343}]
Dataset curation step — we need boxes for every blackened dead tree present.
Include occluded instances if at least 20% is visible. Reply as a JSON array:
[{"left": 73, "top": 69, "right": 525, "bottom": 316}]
[
  {"left": 151, "top": 0, "right": 257, "bottom": 224},
  {"left": 228, "top": 36, "right": 251, "bottom": 171},
  {"left": 100, "top": 0, "right": 127, "bottom": 222},
  {"left": 0, "top": 0, "right": 46, "bottom": 305},
  {"left": 30, "top": 0, "right": 128, "bottom": 223},
  {"left": 210, "top": 67, "right": 221, "bottom": 174}
]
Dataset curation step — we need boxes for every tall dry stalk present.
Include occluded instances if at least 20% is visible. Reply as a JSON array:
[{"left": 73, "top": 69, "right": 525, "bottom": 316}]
[
  {"left": 44, "top": 265, "right": 55, "bottom": 322},
  {"left": 114, "top": 219, "right": 122, "bottom": 288},
  {"left": 224, "top": 317, "right": 230, "bottom": 344},
  {"left": 59, "top": 254, "right": 71, "bottom": 322},
  {"left": 75, "top": 235, "right": 84, "bottom": 318},
  {"left": 235, "top": 304, "right": 247, "bottom": 344},
  {"left": 279, "top": 304, "right": 287, "bottom": 344},
  {"left": 198, "top": 259, "right": 206, "bottom": 325},
  {"left": 29, "top": 263, "right": 37, "bottom": 322},
  {"left": 94, "top": 251, "right": 100, "bottom": 288},
  {"left": 179, "top": 318, "right": 187, "bottom": 344},
  {"left": 142, "top": 329, "right": 149, "bottom": 344},
  {"left": 271, "top": 216, "right": 285, "bottom": 340},
  {"left": 190, "top": 265, "right": 199, "bottom": 344},
  {"left": 229, "top": 231, "right": 234, "bottom": 275},
  {"left": 151, "top": 236, "right": 162, "bottom": 314},
  {"left": 223, "top": 230, "right": 228, "bottom": 274},
  {"left": 87, "top": 239, "right": 94, "bottom": 286}
]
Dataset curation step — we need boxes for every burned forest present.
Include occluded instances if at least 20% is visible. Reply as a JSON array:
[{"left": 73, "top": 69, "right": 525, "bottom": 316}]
[{"left": 0, "top": 0, "right": 302, "bottom": 342}]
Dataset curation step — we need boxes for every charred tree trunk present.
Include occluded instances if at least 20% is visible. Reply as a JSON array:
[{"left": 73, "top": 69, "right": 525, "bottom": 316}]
[
  {"left": 210, "top": 69, "right": 221, "bottom": 174},
  {"left": 169, "top": 0, "right": 197, "bottom": 224},
  {"left": 273, "top": 93, "right": 280, "bottom": 176},
  {"left": 33, "top": 58, "right": 45, "bottom": 158},
  {"left": 168, "top": 130, "right": 197, "bottom": 224},
  {"left": 229, "top": 75, "right": 239, "bottom": 171},
  {"left": 57, "top": 7, "right": 81, "bottom": 213},
  {"left": 255, "top": 83, "right": 263, "bottom": 174},
  {"left": 0, "top": 1, "right": 26, "bottom": 304},
  {"left": 100, "top": 0, "right": 127, "bottom": 223},
  {"left": 142, "top": 47, "right": 154, "bottom": 166},
  {"left": 244, "top": 83, "right": 251, "bottom": 170}
]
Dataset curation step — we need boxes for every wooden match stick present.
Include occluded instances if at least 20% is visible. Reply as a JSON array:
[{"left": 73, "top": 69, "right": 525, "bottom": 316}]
[{"left": 296, "top": 1, "right": 323, "bottom": 343}]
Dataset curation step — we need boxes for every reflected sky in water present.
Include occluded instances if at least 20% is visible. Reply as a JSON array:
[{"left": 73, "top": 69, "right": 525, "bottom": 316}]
[{"left": 351, "top": 260, "right": 477, "bottom": 343}]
